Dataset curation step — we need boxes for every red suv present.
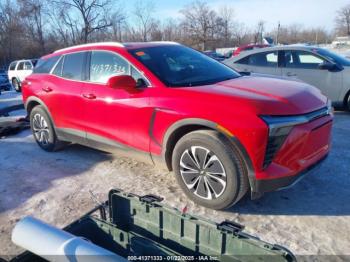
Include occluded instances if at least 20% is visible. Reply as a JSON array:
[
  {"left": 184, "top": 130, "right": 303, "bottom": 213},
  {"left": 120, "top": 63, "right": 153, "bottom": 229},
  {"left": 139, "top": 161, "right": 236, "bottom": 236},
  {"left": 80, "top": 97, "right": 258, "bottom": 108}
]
[{"left": 22, "top": 42, "right": 333, "bottom": 209}]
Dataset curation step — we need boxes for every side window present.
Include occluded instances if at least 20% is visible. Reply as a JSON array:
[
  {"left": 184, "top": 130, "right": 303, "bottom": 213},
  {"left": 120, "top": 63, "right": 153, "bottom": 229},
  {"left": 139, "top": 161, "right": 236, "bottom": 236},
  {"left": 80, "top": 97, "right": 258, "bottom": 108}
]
[
  {"left": 17, "top": 62, "right": 24, "bottom": 70},
  {"left": 62, "top": 52, "right": 86, "bottom": 80},
  {"left": 9, "top": 62, "right": 16, "bottom": 71},
  {"left": 90, "top": 51, "right": 128, "bottom": 83},
  {"left": 235, "top": 56, "right": 250, "bottom": 65},
  {"left": 287, "top": 51, "right": 325, "bottom": 69},
  {"left": 52, "top": 56, "right": 64, "bottom": 77},
  {"left": 33, "top": 56, "right": 61, "bottom": 74},
  {"left": 248, "top": 51, "right": 278, "bottom": 67},
  {"left": 24, "top": 61, "right": 32, "bottom": 70}
]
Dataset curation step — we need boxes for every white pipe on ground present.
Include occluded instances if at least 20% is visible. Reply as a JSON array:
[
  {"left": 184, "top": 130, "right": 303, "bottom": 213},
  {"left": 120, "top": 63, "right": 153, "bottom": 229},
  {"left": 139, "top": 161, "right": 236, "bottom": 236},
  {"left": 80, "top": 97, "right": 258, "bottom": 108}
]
[{"left": 12, "top": 216, "right": 127, "bottom": 262}]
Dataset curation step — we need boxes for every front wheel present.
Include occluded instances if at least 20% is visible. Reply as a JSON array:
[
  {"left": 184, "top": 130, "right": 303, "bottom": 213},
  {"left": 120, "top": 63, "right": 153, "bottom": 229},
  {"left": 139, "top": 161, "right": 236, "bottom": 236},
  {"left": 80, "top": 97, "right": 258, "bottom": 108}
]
[
  {"left": 12, "top": 78, "right": 21, "bottom": 92},
  {"left": 172, "top": 130, "right": 248, "bottom": 210}
]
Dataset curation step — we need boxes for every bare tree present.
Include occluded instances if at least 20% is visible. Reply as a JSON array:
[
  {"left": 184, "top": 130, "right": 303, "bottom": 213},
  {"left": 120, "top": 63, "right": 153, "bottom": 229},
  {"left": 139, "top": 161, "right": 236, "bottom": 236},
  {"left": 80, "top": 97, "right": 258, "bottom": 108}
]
[
  {"left": 18, "top": 0, "right": 46, "bottom": 53},
  {"left": 0, "top": 0, "right": 23, "bottom": 66},
  {"left": 51, "top": 0, "right": 113, "bottom": 44},
  {"left": 110, "top": 7, "right": 126, "bottom": 42},
  {"left": 335, "top": 4, "right": 350, "bottom": 36},
  {"left": 232, "top": 22, "right": 250, "bottom": 46},
  {"left": 133, "top": 0, "right": 156, "bottom": 41},
  {"left": 181, "top": 1, "right": 217, "bottom": 50},
  {"left": 218, "top": 6, "right": 234, "bottom": 47},
  {"left": 254, "top": 20, "right": 265, "bottom": 44}
]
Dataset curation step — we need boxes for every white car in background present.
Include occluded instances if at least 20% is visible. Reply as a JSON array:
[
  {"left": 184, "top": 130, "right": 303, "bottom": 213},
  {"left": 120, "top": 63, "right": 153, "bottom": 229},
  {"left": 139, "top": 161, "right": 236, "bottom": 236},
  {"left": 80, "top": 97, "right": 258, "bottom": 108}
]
[
  {"left": 224, "top": 46, "right": 350, "bottom": 110},
  {"left": 8, "top": 59, "right": 37, "bottom": 92}
]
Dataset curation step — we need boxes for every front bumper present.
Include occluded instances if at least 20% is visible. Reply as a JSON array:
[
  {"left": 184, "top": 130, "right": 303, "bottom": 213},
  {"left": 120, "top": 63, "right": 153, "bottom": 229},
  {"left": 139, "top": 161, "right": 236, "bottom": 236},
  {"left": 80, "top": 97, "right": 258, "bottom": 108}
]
[
  {"left": 252, "top": 154, "right": 328, "bottom": 196},
  {"left": 249, "top": 111, "right": 333, "bottom": 199}
]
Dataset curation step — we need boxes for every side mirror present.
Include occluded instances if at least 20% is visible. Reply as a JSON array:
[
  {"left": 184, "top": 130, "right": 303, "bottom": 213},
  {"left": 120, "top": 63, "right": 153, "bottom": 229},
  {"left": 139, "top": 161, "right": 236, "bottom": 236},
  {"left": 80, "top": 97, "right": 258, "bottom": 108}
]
[
  {"left": 107, "top": 75, "right": 136, "bottom": 90},
  {"left": 318, "top": 61, "right": 337, "bottom": 71}
]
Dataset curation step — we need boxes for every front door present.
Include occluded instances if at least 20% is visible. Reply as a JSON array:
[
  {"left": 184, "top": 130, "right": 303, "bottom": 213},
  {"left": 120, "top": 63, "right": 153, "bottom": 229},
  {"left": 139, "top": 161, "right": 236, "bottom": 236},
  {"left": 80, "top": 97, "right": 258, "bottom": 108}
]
[
  {"left": 82, "top": 50, "right": 152, "bottom": 153},
  {"left": 281, "top": 50, "right": 343, "bottom": 101}
]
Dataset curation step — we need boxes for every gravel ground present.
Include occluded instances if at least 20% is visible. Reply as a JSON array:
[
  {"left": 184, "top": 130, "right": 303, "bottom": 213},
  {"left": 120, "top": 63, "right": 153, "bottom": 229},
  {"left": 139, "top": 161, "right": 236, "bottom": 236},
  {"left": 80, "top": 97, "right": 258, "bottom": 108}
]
[{"left": 0, "top": 109, "right": 349, "bottom": 261}]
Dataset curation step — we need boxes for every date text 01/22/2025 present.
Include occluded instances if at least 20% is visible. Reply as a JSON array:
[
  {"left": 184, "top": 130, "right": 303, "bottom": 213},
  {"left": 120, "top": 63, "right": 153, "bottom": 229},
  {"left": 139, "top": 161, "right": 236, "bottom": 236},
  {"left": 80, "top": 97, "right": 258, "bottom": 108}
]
[{"left": 127, "top": 255, "right": 219, "bottom": 261}]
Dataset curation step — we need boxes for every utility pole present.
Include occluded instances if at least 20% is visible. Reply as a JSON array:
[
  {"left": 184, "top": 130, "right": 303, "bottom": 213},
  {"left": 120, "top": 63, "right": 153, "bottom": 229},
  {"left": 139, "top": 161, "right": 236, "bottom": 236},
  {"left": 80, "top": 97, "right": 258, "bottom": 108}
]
[{"left": 276, "top": 22, "right": 281, "bottom": 45}]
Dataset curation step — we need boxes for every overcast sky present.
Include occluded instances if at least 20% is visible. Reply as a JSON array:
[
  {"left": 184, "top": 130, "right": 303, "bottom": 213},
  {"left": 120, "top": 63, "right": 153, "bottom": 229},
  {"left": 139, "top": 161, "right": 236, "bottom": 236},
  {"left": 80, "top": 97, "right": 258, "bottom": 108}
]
[{"left": 123, "top": 0, "right": 349, "bottom": 31}]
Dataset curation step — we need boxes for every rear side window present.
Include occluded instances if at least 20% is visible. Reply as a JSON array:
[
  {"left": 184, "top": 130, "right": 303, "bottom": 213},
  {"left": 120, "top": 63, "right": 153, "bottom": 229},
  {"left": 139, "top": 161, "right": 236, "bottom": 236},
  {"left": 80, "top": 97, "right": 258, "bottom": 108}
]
[
  {"left": 235, "top": 56, "right": 250, "bottom": 65},
  {"left": 24, "top": 61, "right": 32, "bottom": 70},
  {"left": 34, "top": 56, "right": 61, "bottom": 74},
  {"left": 52, "top": 56, "right": 64, "bottom": 77},
  {"left": 236, "top": 52, "right": 278, "bottom": 67},
  {"left": 17, "top": 62, "right": 24, "bottom": 70},
  {"left": 9, "top": 62, "right": 16, "bottom": 71},
  {"left": 62, "top": 52, "right": 86, "bottom": 80},
  {"left": 89, "top": 51, "right": 129, "bottom": 83}
]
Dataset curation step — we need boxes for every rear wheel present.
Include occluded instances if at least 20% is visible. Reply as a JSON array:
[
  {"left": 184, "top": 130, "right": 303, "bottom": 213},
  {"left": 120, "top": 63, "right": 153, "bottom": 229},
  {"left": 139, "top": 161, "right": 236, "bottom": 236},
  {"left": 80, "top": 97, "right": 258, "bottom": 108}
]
[
  {"left": 347, "top": 94, "right": 350, "bottom": 111},
  {"left": 172, "top": 130, "right": 248, "bottom": 210},
  {"left": 30, "top": 106, "right": 65, "bottom": 151},
  {"left": 12, "top": 78, "right": 21, "bottom": 92}
]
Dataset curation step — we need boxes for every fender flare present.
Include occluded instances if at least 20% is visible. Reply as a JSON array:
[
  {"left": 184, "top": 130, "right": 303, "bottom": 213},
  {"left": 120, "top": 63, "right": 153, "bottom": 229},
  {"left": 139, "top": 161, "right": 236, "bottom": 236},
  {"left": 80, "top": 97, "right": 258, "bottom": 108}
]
[
  {"left": 161, "top": 118, "right": 256, "bottom": 191},
  {"left": 25, "top": 96, "right": 56, "bottom": 127}
]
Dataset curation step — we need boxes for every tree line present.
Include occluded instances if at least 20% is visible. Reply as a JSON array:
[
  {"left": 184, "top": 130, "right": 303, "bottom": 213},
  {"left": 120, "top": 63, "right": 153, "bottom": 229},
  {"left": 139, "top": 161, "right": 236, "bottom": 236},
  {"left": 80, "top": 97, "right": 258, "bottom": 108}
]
[{"left": 0, "top": 0, "right": 349, "bottom": 68}]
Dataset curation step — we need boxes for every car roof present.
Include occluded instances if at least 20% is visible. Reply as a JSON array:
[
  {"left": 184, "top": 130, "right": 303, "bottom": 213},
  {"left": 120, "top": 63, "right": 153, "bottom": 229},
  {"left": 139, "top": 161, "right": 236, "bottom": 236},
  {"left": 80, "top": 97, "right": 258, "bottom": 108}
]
[
  {"left": 51, "top": 41, "right": 180, "bottom": 56},
  {"left": 11, "top": 59, "right": 35, "bottom": 63},
  {"left": 229, "top": 45, "right": 323, "bottom": 61}
]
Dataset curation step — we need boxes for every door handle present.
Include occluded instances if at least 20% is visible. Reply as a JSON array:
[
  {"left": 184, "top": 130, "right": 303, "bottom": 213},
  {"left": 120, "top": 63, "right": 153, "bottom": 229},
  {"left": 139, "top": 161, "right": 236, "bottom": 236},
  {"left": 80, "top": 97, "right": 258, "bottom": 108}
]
[
  {"left": 286, "top": 72, "right": 297, "bottom": 77},
  {"left": 42, "top": 86, "right": 52, "bottom": 92},
  {"left": 82, "top": 93, "right": 96, "bottom": 100}
]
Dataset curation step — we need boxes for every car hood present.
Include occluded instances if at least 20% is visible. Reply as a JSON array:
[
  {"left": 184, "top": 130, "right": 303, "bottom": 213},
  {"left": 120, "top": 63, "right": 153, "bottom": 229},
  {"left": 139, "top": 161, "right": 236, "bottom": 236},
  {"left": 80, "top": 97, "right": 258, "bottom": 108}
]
[{"left": 184, "top": 76, "right": 327, "bottom": 115}]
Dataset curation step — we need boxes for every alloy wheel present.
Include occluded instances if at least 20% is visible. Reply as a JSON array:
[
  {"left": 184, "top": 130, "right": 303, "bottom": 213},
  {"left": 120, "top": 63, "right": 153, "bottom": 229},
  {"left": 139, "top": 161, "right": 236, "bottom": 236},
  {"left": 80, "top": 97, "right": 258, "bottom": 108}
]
[
  {"left": 179, "top": 146, "right": 227, "bottom": 200},
  {"left": 32, "top": 113, "right": 50, "bottom": 145}
]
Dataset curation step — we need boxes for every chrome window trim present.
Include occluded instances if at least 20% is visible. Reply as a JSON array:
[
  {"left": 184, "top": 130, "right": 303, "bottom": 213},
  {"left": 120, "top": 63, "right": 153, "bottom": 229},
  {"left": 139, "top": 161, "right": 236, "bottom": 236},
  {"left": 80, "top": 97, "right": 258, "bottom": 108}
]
[{"left": 49, "top": 49, "right": 153, "bottom": 87}]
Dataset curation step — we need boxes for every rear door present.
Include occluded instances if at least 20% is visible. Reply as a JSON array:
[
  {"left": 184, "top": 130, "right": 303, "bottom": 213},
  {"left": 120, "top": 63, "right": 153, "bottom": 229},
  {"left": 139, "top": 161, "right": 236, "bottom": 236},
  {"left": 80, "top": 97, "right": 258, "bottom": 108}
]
[
  {"left": 46, "top": 52, "right": 88, "bottom": 139},
  {"left": 281, "top": 50, "right": 343, "bottom": 101},
  {"left": 232, "top": 50, "right": 282, "bottom": 76},
  {"left": 22, "top": 61, "right": 34, "bottom": 80},
  {"left": 16, "top": 61, "right": 26, "bottom": 81}
]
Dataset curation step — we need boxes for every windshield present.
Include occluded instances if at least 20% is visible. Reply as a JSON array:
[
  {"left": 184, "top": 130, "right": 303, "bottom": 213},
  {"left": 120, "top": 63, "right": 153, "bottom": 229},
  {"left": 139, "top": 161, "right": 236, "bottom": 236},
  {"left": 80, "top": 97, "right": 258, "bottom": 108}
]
[
  {"left": 316, "top": 48, "right": 350, "bottom": 66},
  {"left": 128, "top": 45, "right": 240, "bottom": 87}
]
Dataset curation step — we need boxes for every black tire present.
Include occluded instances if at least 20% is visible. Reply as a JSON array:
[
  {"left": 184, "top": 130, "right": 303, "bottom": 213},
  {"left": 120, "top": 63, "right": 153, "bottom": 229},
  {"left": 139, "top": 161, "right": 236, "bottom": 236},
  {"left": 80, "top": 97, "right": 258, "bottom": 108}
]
[
  {"left": 172, "top": 130, "right": 249, "bottom": 210},
  {"left": 12, "top": 78, "right": 21, "bottom": 92},
  {"left": 30, "top": 105, "right": 66, "bottom": 151},
  {"left": 347, "top": 94, "right": 350, "bottom": 111}
]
